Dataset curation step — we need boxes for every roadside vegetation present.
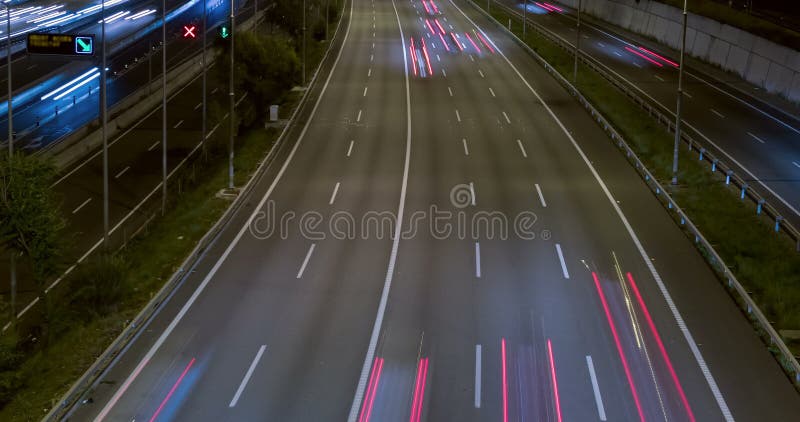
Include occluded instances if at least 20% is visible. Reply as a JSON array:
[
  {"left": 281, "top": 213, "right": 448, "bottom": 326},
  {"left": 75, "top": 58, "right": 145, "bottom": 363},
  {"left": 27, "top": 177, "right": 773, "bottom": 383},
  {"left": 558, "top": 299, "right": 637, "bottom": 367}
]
[
  {"left": 480, "top": 2, "right": 800, "bottom": 359},
  {"left": 0, "top": 0, "right": 342, "bottom": 419}
]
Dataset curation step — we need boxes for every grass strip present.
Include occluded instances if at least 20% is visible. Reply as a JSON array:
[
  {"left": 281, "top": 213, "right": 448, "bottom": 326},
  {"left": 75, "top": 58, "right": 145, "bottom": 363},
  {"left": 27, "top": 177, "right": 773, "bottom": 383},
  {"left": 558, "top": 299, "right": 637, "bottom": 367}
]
[{"left": 482, "top": 3, "right": 800, "bottom": 356}]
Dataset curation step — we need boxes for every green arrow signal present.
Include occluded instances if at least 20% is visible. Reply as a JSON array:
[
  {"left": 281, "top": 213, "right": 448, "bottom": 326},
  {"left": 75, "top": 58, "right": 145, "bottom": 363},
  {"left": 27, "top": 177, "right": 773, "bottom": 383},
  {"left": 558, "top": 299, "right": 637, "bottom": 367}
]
[{"left": 220, "top": 26, "right": 230, "bottom": 39}]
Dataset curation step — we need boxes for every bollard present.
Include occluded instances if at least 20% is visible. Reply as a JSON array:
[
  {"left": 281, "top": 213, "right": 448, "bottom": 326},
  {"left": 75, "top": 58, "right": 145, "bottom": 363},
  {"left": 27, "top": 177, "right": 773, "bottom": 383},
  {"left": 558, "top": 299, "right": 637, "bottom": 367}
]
[
  {"left": 699, "top": 148, "right": 705, "bottom": 160},
  {"left": 757, "top": 199, "right": 765, "bottom": 215},
  {"left": 741, "top": 183, "right": 747, "bottom": 200},
  {"left": 725, "top": 170, "right": 732, "bottom": 185},
  {"left": 712, "top": 159, "right": 718, "bottom": 172},
  {"left": 775, "top": 216, "right": 783, "bottom": 233}
]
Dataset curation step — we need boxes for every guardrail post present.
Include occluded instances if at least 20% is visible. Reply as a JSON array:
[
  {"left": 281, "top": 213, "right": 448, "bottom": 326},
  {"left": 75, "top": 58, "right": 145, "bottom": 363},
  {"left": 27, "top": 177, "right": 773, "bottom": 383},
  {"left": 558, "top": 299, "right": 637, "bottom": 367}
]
[
  {"left": 725, "top": 170, "right": 732, "bottom": 185},
  {"left": 698, "top": 147, "right": 705, "bottom": 161},
  {"left": 740, "top": 183, "right": 748, "bottom": 200},
  {"left": 711, "top": 159, "right": 718, "bottom": 172},
  {"left": 775, "top": 216, "right": 783, "bottom": 233},
  {"left": 757, "top": 199, "right": 765, "bottom": 215}
]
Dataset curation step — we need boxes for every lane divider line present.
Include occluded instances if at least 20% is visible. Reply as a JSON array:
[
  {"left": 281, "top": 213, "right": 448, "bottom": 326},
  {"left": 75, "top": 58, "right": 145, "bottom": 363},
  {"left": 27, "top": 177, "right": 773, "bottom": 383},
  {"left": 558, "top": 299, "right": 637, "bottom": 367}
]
[
  {"left": 474, "top": 344, "right": 482, "bottom": 408},
  {"left": 516, "top": 139, "right": 527, "bottom": 158},
  {"left": 462, "top": 138, "right": 469, "bottom": 156},
  {"left": 555, "top": 243, "right": 569, "bottom": 279},
  {"left": 475, "top": 242, "right": 481, "bottom": 278},
  {"left": 535, "top": 183, "right": 547, "bottom": 207},
  {"left": 347, "top": 140, "right": 355, "bottom": 157},
  {"left": 296, "top": 244, "right": 316, "bottom": 279},
  {"left": 229, "top": 345, "right": 267, "bottom": 408},
  {"left": 72, "top": 197, "right": 92, "bottom": 214},
  {"left": 330, "top": 182, "right": 341, "bottom": 205},
  {"left": 586, "top": 355, "right": 607, "bottom": 421}
]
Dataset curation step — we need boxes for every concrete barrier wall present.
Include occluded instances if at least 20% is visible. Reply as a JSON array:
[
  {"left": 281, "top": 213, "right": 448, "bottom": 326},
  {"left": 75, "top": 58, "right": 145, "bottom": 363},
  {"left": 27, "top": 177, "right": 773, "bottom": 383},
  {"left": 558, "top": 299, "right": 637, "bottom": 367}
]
[{"left": 556, "top": 0, "right": 800, "bottom": 103}]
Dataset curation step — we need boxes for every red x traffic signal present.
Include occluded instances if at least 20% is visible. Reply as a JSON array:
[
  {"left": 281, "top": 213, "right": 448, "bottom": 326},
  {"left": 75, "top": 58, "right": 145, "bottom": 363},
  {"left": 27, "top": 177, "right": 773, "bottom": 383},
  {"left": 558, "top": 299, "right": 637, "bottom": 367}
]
[{"left": 183, "top": 25, "right": 196, "bottom": 39}]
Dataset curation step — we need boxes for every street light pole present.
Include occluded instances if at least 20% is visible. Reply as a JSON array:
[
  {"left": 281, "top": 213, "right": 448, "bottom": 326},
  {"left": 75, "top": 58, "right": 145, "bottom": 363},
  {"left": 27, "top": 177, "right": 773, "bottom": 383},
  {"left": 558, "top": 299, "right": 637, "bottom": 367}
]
[
  {"left": 228, "top": 0, "right": 235, "bottom": 189},
  {"left": 522, "top": 0, "right": 527, "bottom": 39},
  {"left": 671, "top": 0, "right": 688, "bottom": 185},
  {"left": 101, "top": 0, "right": 109, "bottom": 248},
  {"left": 573, "top": 0, "right": 581, "bottom": 83},
  {"left": 4, "top": 0, "right": 14, "bottom": 329},
  {"left": 5, "top": 2, "right": 11, "bottom": 158},
  {"left": 201, "top": 0, "right": 207, "bottom": 154},
  {"left": 161, "top": 0, "right": 167, "bottom": 212},
  {"left": 302, "top": 0, "right": 306, "bottom": 86}
]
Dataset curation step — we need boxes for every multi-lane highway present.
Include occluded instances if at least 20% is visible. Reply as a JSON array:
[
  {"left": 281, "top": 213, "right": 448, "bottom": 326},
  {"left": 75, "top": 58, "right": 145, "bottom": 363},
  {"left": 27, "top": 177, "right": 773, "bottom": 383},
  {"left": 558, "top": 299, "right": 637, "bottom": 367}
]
[
  {"left": 500, "top": 0, "right": 800, "bottom": 228},
  {"left": 64, "top": 0, "right": 800, "bottom": 420}
]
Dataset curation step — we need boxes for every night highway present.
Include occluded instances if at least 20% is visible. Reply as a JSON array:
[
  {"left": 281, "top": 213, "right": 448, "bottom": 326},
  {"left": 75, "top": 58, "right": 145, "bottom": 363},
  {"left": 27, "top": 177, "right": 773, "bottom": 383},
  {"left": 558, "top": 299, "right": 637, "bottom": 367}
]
[
  {"left": 501, "top": 0, "right": 800, "bottom": 229},
  {"left": 46, "top": 0, "right": 798, "bottom": 421}
]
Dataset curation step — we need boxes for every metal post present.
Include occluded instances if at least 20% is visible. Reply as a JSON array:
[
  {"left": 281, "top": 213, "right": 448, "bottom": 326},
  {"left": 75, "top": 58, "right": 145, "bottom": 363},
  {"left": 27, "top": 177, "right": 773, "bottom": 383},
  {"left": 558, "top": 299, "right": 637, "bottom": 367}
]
[
  {"left": 5, "top": 4, "right": 11, "bottom": 157},
  {"left": 522, "top": 0, "right": 527, "bottom": 39},
  {"left": 202, "top": 0, "right": 207, "bottom": 153},
  {"left": 229, "top": 0, "right": 235, "bottom": 189},
  {"left": 671, "top": 0, "right": 687, "bottom": 185},
  {"left": 573, "top": 0, "right": 581, "bottom": 83},
  {"left": 302, "top": 0, "right": 306, "bottom": 86},
  {"left": 161, "top": 0, "right": 167, "bottom": 212},
  {"left": 101, "top": 1, "right": 109, "bottom": 248},
  {"left": 9, "top": 251, "right": 14, "bottom": 326}
]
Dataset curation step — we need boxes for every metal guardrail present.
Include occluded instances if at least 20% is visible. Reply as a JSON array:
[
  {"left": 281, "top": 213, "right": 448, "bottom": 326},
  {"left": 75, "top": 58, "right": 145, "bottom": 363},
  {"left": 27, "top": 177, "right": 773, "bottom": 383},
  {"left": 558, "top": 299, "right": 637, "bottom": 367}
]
[
  {"left": 42, "top": 4, "right": 351, "bottom": 419},
  {"left": 468, "top": 0, "right": 800, "bottom": 386},
  {"left": 492, "top": 0, "right": 800, "bottom": 251}
]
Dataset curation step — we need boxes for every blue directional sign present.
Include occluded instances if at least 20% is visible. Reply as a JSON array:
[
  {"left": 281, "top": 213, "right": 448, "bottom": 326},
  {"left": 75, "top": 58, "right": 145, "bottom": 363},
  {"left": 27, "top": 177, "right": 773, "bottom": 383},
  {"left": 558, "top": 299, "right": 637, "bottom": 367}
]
[{"left": 75, "top": 36, "right": 93, "bottom": 55}]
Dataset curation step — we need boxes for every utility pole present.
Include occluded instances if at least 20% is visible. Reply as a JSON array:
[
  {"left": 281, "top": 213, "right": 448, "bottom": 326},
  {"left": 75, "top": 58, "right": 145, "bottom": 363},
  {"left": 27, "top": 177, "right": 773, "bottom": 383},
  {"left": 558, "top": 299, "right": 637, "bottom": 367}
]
[
  {"left": 228, "top": 0, "right": 235, "bottom": 189},
  {"left": 201, "top": 0, "right": 207, "bottom": 154},
  {"left": 573, "top": 0, "right": 581, "bottom": 83},
  {"left": 302, "top": 0, "right": 306, "bottom": 86},
  {"left": 672, "top": 0, "right": 688, "bottom": 185},
  {"left": 101, "top": 0, "right": 109, "bottom": 248},
  {"left": 161, "top": 0, "right": 167, "bottom": 212}
]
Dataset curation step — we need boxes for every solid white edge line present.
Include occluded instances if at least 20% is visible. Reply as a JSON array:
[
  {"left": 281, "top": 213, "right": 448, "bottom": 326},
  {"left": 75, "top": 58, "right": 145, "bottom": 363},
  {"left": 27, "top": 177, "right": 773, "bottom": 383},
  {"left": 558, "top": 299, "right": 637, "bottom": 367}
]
[
  {"left": 296, "top": 243, "right": 316, "bottom": 279},
  {"left": 448, "top": 2, "right": 733, "bottom": 418},
  {"left": 555, "top": 243, "right": 569, "bottom": 279},
  {"left": 475, "top": 344, "right": 482, "bottom": 408},
  {"left": 93, "top": 0, "right": 356, "bottom": 418},
  {"left": 228, "top": 345, "right": 267, "bottom": 407},
  {"left": 346, "top": 0, "right": 412, "bottom": 418},
  {"left": 535, "top": 183, "right": 547, "bottom": 207},
  {"left": 475, "top": 242, "right": 481, "bottom": 278},
  {"left": 586, "top": 355, "right": 607, "bottom": 421},
  {"left": 329, "top": 182, "right": 341, "bottom": 205}
]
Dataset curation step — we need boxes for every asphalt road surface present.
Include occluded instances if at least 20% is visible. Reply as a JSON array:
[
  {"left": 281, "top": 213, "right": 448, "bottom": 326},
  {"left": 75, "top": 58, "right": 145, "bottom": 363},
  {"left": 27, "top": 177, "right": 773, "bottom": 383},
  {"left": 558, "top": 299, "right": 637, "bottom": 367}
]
[
  {"left": 499, "top": 0, "right": 800, "bottom": 230},
  {"left": 66, "top": 0, "right": 800, "bottom": 421}
]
